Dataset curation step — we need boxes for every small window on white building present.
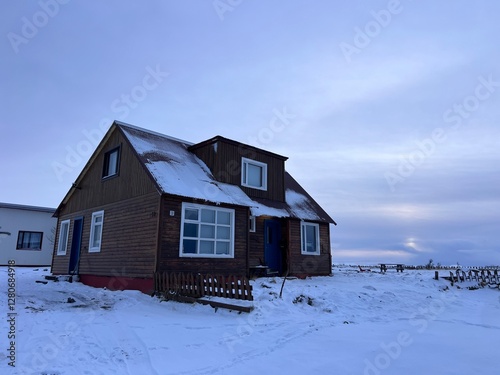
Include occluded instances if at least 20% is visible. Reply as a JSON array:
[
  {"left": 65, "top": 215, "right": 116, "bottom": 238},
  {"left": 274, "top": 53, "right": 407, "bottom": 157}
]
[
  {"left": 89, "top": 211, "right": 104, "bottom": 253},
  {"left": 241, "top": 157, "right": 267, "bottom": 190},
  {"left": 57, "top": 220, "right": 70, "bottom": 256},
  {"left": 16, "top": 231, "right": 43, "bottom": 250},
  {"left": 301, "top": 222, "right": 320, "bottom": 255}
]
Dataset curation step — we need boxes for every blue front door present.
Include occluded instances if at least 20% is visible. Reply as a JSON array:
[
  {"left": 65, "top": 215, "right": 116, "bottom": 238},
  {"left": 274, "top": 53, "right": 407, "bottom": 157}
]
[
  {"left": 68, "top": 217, "right": 83, "bottom": 274},
  {"left": 264, "top": 219, "right": 282, "bottom": 274}
]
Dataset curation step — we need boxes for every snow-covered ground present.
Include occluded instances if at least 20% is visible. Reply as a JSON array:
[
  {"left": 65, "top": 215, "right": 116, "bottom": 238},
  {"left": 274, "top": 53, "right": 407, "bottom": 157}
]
[{"left": 1, "top": 266, "right": 499, "bottom": 375}]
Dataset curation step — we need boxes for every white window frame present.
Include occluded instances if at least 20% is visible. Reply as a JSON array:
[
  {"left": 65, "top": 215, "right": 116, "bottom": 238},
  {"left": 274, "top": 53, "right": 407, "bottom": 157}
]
[
  {"left": 301, "top": 222, "right": 320, "bottom": 255},
  {"left": 57, "top": 220, "right": 70, "bottom": 256},
  {"left": 249, "top": 215, "right": 256, "bottom": 233},
  {"left": 179, "top": 203, "right": 235, "bottom": 258},
  {"left": 241, "top": 157, "right": 268, "bottom": 191},
  {"left": 89, "top": 211, "right": 104, "bottom": 253}
]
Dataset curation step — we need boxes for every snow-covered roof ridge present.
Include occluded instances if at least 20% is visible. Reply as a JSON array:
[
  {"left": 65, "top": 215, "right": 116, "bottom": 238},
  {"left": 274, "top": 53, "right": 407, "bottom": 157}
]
[
  {"left": 0, "top": 202, "right": 56, "bottom": 213},
  {"left": 115, "top": 120, "right": 194, "bottom": 146}
]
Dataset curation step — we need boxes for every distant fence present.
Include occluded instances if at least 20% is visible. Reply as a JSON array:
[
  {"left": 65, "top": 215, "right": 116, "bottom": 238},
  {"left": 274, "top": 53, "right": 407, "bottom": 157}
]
[
  {"left": 154, "top": 272, "right": 253, "bottom": 301},
  {"left": 442, "top": 269, "right": 500, "bottom": 285}
]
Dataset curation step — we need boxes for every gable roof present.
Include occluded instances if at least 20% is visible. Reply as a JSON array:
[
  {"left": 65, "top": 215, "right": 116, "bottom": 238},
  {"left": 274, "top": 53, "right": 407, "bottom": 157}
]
[{"left": 117, "top": 122, "right": 335, "bottom": 224}]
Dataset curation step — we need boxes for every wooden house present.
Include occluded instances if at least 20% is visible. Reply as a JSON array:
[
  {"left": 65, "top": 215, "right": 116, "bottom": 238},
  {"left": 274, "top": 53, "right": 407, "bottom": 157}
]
[{"left": 51, "top": 121, "right": 336, "bottom": 293}]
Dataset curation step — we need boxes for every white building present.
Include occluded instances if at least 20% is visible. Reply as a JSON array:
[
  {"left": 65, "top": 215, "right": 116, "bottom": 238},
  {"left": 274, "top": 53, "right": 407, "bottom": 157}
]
[{"left": 0, "top": 202, "right": 57, "bottom": 266}]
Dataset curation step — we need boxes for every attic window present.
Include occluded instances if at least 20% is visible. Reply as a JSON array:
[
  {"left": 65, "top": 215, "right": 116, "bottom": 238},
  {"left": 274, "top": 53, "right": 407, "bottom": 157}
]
[
  {"left": 102, "top": 147, "right": 120, "bottom": 179},
  {"left": 241, "top": 157, "right": 267, "bottom": 191}
]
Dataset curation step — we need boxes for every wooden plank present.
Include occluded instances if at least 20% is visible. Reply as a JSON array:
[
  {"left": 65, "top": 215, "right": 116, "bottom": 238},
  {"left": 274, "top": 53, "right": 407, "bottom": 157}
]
[{"left": 176, "top": 295, "right": 254, "bottom": 313}]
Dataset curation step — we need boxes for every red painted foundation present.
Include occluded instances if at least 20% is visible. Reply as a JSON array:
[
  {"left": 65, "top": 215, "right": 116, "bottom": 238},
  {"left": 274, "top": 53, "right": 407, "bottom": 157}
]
[{"left": 79, "top": 274, "right": 154, "bottom": 294}]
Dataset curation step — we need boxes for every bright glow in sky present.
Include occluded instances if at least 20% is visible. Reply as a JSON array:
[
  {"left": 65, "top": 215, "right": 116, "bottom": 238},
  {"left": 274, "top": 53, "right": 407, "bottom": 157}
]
[{"left": 1, "top": 1, "right": 499, "bottom": 266}]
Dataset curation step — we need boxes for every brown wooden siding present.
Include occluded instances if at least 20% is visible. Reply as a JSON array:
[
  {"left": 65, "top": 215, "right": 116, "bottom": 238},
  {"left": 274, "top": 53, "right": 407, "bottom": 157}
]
[
  {"left": 248, "top": 216, "right": 266, "bottom": 267},
  {"left": 157, "top": 195, "right": 249, "bottom": 276},
  {"left": 287, "top": 220, "right": 332, "bottom": 276},
  {"left": 52, "top": 192, "right": 160, "bottom": 278},
  {"left": 59, "top": 129, "right": 159, "bottom": 216},
  {"left": 191, "top": 139, "right": 286, "bottom": 202}
]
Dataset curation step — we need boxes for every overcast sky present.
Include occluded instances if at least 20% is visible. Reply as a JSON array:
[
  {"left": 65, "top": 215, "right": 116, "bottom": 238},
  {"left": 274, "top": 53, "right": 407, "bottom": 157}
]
[{"left": 1, "top": 1, "right": 499, "bottom": 266}]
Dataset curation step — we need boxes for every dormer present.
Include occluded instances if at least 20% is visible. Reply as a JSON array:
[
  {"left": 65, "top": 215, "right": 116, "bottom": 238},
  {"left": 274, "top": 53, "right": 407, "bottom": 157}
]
[{"left": 189, "top": 136, "right": 288, "bottom": 202}]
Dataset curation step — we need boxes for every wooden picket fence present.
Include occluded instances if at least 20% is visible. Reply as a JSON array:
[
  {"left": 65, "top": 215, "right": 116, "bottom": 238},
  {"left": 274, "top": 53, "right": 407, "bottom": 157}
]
[{"left": 154, "top": 272, "right": 253, "bottom": 301}]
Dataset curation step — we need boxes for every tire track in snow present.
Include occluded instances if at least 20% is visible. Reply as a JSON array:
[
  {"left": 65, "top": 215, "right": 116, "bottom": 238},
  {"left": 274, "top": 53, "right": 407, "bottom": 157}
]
[
  {"left": 173, "top": 319, "right": 334, "bottom": 375},
  {"left": 85, "top": 310, "right": 159, "bottom": 375}
]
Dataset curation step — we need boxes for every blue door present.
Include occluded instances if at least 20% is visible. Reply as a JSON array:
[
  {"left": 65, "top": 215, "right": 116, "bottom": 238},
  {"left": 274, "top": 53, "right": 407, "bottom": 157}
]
[
  {"left": 264, "top": 219, "right": 282, "bottom": 274},
  {"left": 68, "top": 217, "right": 83, "bottom": 274}
]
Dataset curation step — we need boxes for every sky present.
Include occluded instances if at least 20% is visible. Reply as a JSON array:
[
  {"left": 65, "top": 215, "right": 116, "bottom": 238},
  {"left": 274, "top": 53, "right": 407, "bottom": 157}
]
[{"left": 1, "top": 0, "right": 499, "bottom": 267}]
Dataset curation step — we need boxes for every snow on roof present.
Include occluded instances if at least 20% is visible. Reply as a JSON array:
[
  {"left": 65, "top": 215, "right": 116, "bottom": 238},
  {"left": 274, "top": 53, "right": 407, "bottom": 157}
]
[
  {"left": 0, "top": 202, "right": 55, "bottom": 213},
  {"left": 285, "top": 189, "right": 322, "bottom": 221},
  {"left": 119, "top": 123, "right": 333, "bottom": 223}
]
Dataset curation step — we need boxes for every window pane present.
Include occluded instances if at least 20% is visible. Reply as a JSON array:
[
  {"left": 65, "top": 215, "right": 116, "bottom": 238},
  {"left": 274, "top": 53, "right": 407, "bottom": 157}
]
[
  {"left": 216, "top": 241, "right": 229, "bottom": 255},
  {"left": 95, "top": 215, "right": 102, "bottom": 223},
  {"left": 183, "top": 223, "right": 198, "bottom": 237},
  {"left": 183, "top": 239, "right": 197, "bottom": 253},
  {"left": 247, "top": 163, "right": 262, "bottom": 187},
  {"left": 200, "top": 224, "right": 215, "bottom": 238},
  {"left": 201, "top": 209, "right": 215, "bottom": 223},
  {"left": 217, "top": 211, "right": 230, "bottom": 225},
  {"left": 200, "top": 240, "right": 214, "bottom": 254},
  {"left": 305, "top": 225, "right": 317, "bottom": 252},
  {"left": 31, "top": 232, "right": 42, "bottom": 249},
  {"left": 108, "top": 150, "right": 118, "bottom": 175},
  {"left": 92, "top": 224, "right": 102, "bottom": 248},
  {"left": 22, "top": 233, "right": 30, "bottom": 248},
  {"left": 61, "top": 224, "right": 69, "bottom": 244},
  {"left": 59, "top": 222, "right": 69, "bottom": 254},
  {"left": 184, "top": 208, "right": 198, "bottom": 221},
  {"left": 17, "top": 233, "right": 23, "bottom": 248},
  {"left": 217, "top": 226, "right": 230, "bottom": 240}
]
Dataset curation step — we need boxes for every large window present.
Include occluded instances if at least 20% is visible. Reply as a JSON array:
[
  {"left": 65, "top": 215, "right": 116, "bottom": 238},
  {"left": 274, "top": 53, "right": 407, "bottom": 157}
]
[
  {"left": 16, "top": 231, "right": 43, "bottom": 250},
  {"left": 241, "top": 157, "right": 267, "bottom": 190},
  {"left": 57, "top": 220, "right": 70, "bottom": 255},
  {"left": 89, "top": 211, "right": 104, "bottom": 253},
  {"left": 301, "top": 222, "right": 320, "bottom": 255},
  {"left": 180, "top": 203, "right": 234, "bottom": 258},
  {"left": 102, "top": 147, "right": 120, "bottom": 178}
]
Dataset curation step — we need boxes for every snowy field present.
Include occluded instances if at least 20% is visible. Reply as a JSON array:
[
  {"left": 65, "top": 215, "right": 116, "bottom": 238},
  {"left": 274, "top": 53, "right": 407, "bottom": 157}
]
[{"left": 1, "top": 266, "right": 499, "bottom": 375}]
